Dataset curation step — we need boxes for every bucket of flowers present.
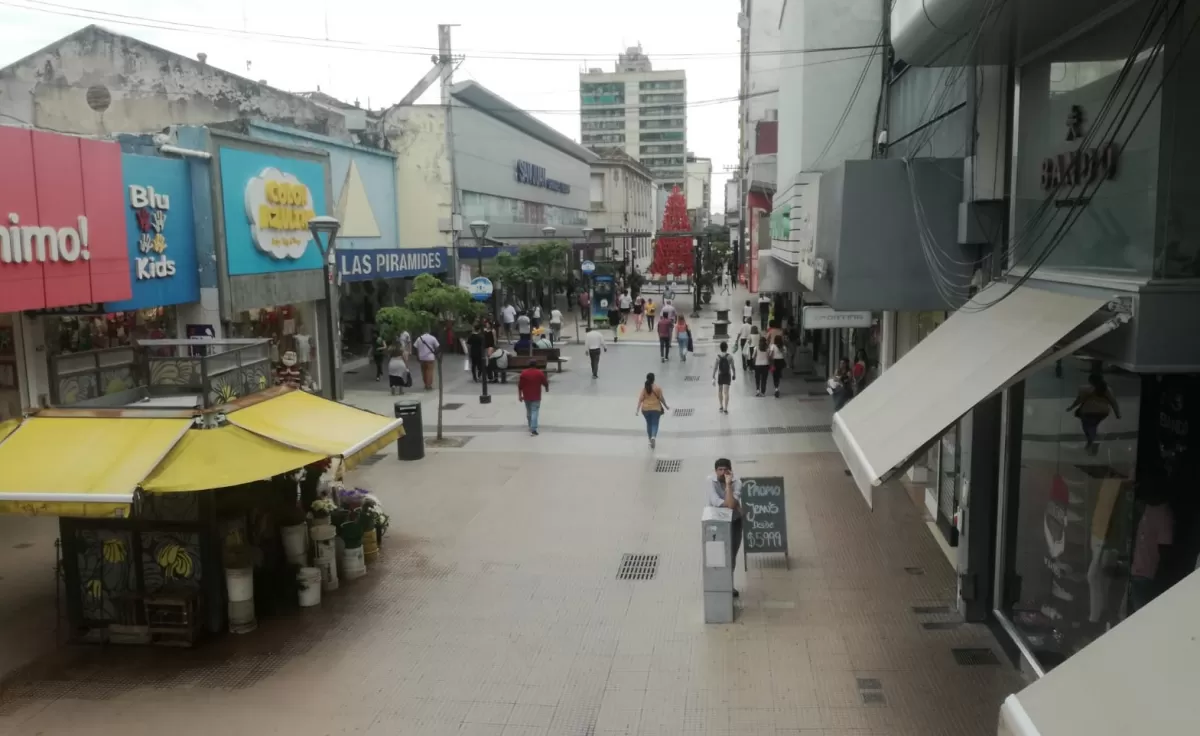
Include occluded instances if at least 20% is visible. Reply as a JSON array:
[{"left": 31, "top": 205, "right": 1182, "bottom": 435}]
[
  {"left": 360, "top": 497, "right": 390, "bottom": 561},
  {"left": 310, "top": 496, "right": 337, "bottom": 526}
]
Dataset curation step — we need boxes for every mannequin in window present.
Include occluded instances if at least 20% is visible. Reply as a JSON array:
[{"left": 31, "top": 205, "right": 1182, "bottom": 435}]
[{"left": 1129, "top": 489, "right": 1174, "bottom": 614}]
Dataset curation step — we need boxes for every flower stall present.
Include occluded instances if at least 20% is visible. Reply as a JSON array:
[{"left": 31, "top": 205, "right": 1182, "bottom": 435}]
[{"left": 0, "top": 386, "right": 403, "bottom": 646}]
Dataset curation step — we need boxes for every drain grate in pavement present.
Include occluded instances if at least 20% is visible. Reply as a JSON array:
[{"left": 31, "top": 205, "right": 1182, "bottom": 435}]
[
  {"left": 952, "top": 647, "right": 1001, "bottom": 666},
  {"left": 655, "top": 459, "right": 682, "bottom": 473},
  {"left": 673, "top": 408, "right": 694, "bottom": 417},
  {"left": 616, "top": 554, "right": 658, "bottom": 581},
  {"left": 684, "top": 376, "right": 702, "bottom": 382},
  {"left": 861, "top": 691, "right": 887, "bottom": 705},
  {"left": 12, "top": 542, "right": 32, "bottom": 549},
  {"left": 912, "top": 605, "right": 953, "bottom": 614},
  {"left": 442, "top": 403, "right": 464, "bottom": 410},
  {"left": 922, "top": 621, "right": 962, "bottom": 630},
  {"left": 856, "top": 678, "right": 882, "bottom": 690},
  {"left": 904, "top": 566, "right": 925, "bottom": 575}
]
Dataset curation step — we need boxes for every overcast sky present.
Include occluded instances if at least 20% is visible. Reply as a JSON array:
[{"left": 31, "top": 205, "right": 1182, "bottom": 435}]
[{"left": 0, "top": 0, "right": 740, "bottom": 211}]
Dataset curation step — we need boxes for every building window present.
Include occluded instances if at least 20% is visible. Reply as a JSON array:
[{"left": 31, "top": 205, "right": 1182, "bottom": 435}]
[
  {"left": 581, "top": 108, "right": 624, "bottom": 119},
  {"left": 590, "top": 173, "right": 604, "bottom": 205},
  {"left": 640, "top": 144, "right": 684, "bottom": 155},
  {"left": 582, "top": 120, "right": 625, "bottom": 131},
  {"left": 640, "top": 105, "right": 685, "bottom": 117},
  {"left": 639, "top": 93, "right": 685, "bottom": 104},
  {"left": 640, "top": 131, "right": 684, "bottom": 142},
  {"left": 460, "top": 190, "right": 587, "bottom": 227},
  {"left": 582, "top": 133, "right": 626, "bottom": 145},
  {"left": 638, "top": 80, "right": 684, "bottom": 91},
  {"left": 640, "top": 119, "right": 685, "bottom": 130},
  {"left": 0, "top": 313, "right": 22, "bottom": 421}
]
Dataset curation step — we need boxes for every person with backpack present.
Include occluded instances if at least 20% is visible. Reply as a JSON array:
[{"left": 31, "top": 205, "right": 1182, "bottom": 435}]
[{"left": 712, "top": 341, "right": 736, "bottom": 414}]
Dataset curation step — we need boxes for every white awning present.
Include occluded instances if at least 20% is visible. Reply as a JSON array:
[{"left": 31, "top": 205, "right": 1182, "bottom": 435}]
[
  {"left": 833, "top": 282, "right": 1116, "bottom": 508},
  {"left": 756, "top": 252, "right": 800, "bottom": 293}
]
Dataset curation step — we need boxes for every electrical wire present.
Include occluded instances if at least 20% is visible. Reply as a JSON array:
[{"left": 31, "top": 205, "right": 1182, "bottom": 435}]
[
  {"left": 0, "top": 0, "right": 886, "bottom": 62},
  {"left": 809, "top": 28, "right": 885, "bottom": 170}
]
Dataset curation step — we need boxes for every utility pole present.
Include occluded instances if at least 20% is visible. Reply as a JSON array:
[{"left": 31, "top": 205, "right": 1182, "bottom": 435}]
[{"left": 440, "top": 24, "right": 463, "bottom": 288}]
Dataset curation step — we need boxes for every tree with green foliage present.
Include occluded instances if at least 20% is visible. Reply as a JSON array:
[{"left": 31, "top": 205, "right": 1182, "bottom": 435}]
[
  {"left": 376, "top": 273, "right": 483, "bottom": 442},
  {"left": 485, "top": 241, "right": 570, "bottom": 313}
]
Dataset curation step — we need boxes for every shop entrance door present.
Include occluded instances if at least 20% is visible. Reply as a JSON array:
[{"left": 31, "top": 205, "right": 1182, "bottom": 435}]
[{"left": 936, "top": 423, "right": 960, "bottom": 546}]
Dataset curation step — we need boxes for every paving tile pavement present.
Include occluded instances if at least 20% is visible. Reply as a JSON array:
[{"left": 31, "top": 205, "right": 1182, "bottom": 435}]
[{"left": 0, "top": 285, "right": 1023, "bottom": 735}]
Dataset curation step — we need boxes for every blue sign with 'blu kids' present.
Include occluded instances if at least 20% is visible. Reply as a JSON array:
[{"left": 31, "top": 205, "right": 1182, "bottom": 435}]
[{"left": 105, "top": 153, "right": 200, "bottom": 312}]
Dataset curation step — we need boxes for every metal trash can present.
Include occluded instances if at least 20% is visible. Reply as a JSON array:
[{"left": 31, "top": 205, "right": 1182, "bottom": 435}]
[{"left": 394, "top": 399, "right": 424, "bottom": 461}]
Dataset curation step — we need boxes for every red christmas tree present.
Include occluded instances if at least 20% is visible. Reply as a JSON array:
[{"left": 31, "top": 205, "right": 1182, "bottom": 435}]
[{"left": 649, "top": 187, "right": 694, "bottom": 277}]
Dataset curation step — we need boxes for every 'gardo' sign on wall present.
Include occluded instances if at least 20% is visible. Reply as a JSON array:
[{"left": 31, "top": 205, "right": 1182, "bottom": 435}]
[{"left": 741, "top": 476, "right": 788, "bottom": 567}]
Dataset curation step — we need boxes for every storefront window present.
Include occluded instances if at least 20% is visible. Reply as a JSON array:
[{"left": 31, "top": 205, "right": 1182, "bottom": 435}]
[
  {"left": 460, "top": 191, "right": 588, "bottom": 227},
  {"left": 1011, "top": 6, "right": 1163, "bottom": 277},
  {"left": 1003, "top": 356, "right": 1142, "bottom": 671},
  {"left": 0, "top": 314, "right": 21, "bottom": 421},
  {"left": 227, "top": 304, "right": 319, "bottom": 385}
]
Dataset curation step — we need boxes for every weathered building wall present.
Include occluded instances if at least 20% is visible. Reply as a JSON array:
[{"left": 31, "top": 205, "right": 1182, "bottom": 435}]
[
  {"left": 0, "top": 25, "right": 346, "bottom": 138},
  {"left": 381, "top": 105, "right": 452, "bottom": 249}
]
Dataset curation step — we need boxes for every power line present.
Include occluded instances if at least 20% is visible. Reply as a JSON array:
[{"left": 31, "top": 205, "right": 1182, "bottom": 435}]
[{"left": 0, "top": 0, "right": 885, "bottom": 62}]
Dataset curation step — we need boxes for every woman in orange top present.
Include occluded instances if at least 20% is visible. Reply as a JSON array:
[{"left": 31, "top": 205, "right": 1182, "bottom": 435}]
[{"left": 635, "top": 372, "right": 670, "bottom": 449}]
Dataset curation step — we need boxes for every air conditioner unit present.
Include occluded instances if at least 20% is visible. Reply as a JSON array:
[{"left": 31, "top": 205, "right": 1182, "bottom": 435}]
[
  {"left": 737, "top": 13, "right": 749, "bottom": 29},
  {"left": 764, "top": 109, "right": 778, "bottom": 122}
]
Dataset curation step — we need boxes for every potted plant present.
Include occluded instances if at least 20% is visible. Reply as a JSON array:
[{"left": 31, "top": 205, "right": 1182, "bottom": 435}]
[
  {"left": 337, "top": 514, "right": 367, "bottom": 580},
  {"left": 360, "top": 500, "right": 386, "bottom": 564},
  {"left": 310, "top": 497, "right": 336, "bottom": 525}
]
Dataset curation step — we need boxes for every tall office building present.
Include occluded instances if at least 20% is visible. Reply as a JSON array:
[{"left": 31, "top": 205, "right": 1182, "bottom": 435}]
[{"left": 579, "top": 46, "right": 687, "bottom": 192}]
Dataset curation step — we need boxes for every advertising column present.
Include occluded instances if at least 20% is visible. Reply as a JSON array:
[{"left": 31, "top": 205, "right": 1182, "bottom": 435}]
[
  {"left": 0, "top": 127, "right": 132, "bottom": 410},
  {"left": 215, "top": 141, "right": 333, "bottom": 396}
]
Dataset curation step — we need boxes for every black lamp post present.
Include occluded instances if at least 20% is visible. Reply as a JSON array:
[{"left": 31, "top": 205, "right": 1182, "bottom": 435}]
[
  {"left": 469, "top": 219, "right": 493, "bottom": 404},
  {"left": 581, "top": 227, "right": 593, "bottom": 330},
  {"left": 308, "top": 215, "right": 341, "bottom": 399}
]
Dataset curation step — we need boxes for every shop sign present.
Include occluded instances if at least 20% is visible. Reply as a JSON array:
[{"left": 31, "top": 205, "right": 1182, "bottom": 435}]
[
  {"left": 105, "top": 154, "right": 200, "bottom": 313},
  {"left": 1040, "top": 106, "right": 1120, "bottom": 194},
  {"left": 515, "top": 160, "right": 571, "bottom": 194},
  {"left": 337, "top": 247, "right": 448, "bottom": 282},
  {"left": 802, "top": 306, "right": 873, "bottom": 330},
  {"left": 218, "top": 147, "right": 328, "bottom": 277},
  {"left": 0, "top": 128, "right": 131, "bottom": 312}
]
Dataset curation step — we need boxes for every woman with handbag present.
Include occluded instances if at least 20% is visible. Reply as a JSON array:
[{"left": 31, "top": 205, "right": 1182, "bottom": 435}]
[
  {"left": 675, "top": 316, "right": 690, "bottom": 362},
  {"left": 753, "top": 336, "right": 771, "bottom": 397},
  {"left": 830, "top": 358, "right": 854, "bottom": 410}
]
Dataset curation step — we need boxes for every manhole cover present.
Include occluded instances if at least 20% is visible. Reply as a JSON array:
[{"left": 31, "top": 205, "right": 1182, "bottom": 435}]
[
  {"left": 912, "top": 605, "right": 952, "bottom": 614},
  {"left": 673, "top": 408, "right": 694, "bottom": 417},
  {"left": 654, "top": 459, "right": 681, "bottom": 473},
  {"left": 904, "top": 566, "right": 925, "bottom": 575},
  {"left": 856, "top": 678, "right": 882, "bottom": 690},
  {"left": 442, "top": 403, "right": 464, "bottom": 410},
  {"left": 952, "top": 647, "right": 1001, "bottom": 666},
  {"left": 861, "top": 691, "right": 887, "bottom": 705},
  {"left": 684, "top": 376, "right": 702, "bottom": 382},
  {"left": 616, "top": 553, "right": 658, "bottom": 581}
]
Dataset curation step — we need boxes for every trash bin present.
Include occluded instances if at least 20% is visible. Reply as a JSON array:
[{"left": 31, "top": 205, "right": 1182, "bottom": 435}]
[{"left": 394, "top": 399, "right": 424, "bottom": 461}]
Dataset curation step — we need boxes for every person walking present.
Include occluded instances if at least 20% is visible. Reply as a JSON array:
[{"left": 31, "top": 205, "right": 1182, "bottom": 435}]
[
  {"left": 482, "top": 320, "right": 498, "bottom": 383},
  {"left": 585, "top": 326, "right": 607, "bottom": 378},
  {"left": 675, "top": 315, "right": 690, "bottom": 362},
  {"left": 742, "top": 299, "right": 753, "bottom": 326},
  {"left": 549, "top": 306, "right": 563, "bottom": 344},
  {"left": 578, "top": 290, "right": 591, "bottom": 323},
  {"left": 753, "top": 335, "right": 771, "bottom": 397},
  {"left": 635, "top": 372, "right": 670, "bottom": 449},
  {"left": 415, "top": 330, "right": 439, "bottom": 390},
  {"left": 707, "top": 458, "right": 743, "bottom": 597},
  {"left": 657, "top": 313, "right": 674, "bottom": 362},
  {"left": 712, "top": 341, "right": 736, "bottom": 413},
  {"left": 830, "top": 357, "right": 854, "bottom": 410},
  {"left": 852, "top": 350, "right": 869, "bottom": 395},
  {"left": 500, "top": 303, "right": 517, "bottom": 341},
  {"left": 645, "top": 297, "right": 656, "bottom": 324},
  {"left": 387, "top": 348, "right": 411, "bottom": 396},
  {"left": 736, "top": 319, "right": 752, "bottom": 360},
  {"left": 608, "top": 303, "right": 622, "bottom": 343},
  {"left": 758, "top": 294, "right": 771, "bottom": 331},
  {"left": 531, "top": 304, "right": 543, "bottom": 330},
  {"left": 1066, "top": 372, "right": 1122, "bottom": 455},
  {"left": 517, "top": 360, "right": 549, "bottom": 436},
  {"left": 632, "top": 294, "right": 645, "bottom": 332},
  {"left": 618, "top": 290, "right": 633, "bottom": 324},
  {"left": 661, "top": 299, "right": 677, "bottom": 323},
  {"left": 516, "top": 310, "right": 532, "bottom": 344},
  {"left": 769, "top": 334, "right": 786, "bottom": 398},
  {"left": 466, "top": 324, "right": 485, "bottom": 383},
  {"left": 372, "top": 333, "right": 388, "bottom": 381}
]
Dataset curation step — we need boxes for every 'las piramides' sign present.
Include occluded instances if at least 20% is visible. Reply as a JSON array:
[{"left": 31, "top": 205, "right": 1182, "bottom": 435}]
[{"left": 337, "top": 247, "right": 449, "bottom": 282}]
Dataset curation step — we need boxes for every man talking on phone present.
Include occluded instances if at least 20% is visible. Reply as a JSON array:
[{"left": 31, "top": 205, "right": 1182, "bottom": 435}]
[{"left": 707, "top": 458, "right": 743, "bottom": 597}]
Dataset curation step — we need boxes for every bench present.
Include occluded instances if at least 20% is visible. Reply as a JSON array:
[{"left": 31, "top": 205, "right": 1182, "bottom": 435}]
[{"left": 495, "top": 349, "right": 570, "bottom": 382}]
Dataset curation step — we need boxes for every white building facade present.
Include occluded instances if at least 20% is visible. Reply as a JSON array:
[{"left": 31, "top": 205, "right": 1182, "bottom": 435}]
[
  {"left": 580, "top": 46, "right": 687, "bottom": 192},
  {"left": 685, "top": 154, "right": 712, "bottom": 229},
  {"left": 588, "top": 148, "right": 657, "bottom": 272}
]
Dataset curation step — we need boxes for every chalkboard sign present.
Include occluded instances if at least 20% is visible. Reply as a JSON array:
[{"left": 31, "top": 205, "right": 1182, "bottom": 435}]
[{"left": 742, "top": 476, "right": 788, "bottom": 567}]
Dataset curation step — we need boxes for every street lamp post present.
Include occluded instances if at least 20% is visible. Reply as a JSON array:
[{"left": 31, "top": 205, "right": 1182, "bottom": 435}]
[
  {"left": 581, "top": 227, "right": 593, "bottom": 331},
  {"left": 469, "top": 220, "right": 493, "bottom": 405},
  {"left": 308, "top": 215, "right": 341, "bottom": 400}
]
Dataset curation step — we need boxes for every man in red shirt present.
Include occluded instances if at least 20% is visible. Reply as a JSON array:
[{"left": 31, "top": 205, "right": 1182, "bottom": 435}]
[{"left": 517, "top": 361, "right": 549, "bottom": 436}]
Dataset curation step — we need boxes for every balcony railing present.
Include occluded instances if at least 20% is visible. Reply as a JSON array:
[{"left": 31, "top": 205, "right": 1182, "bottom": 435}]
[{"left": 49, "top": 339, "right": 274, "bottom": 409}]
